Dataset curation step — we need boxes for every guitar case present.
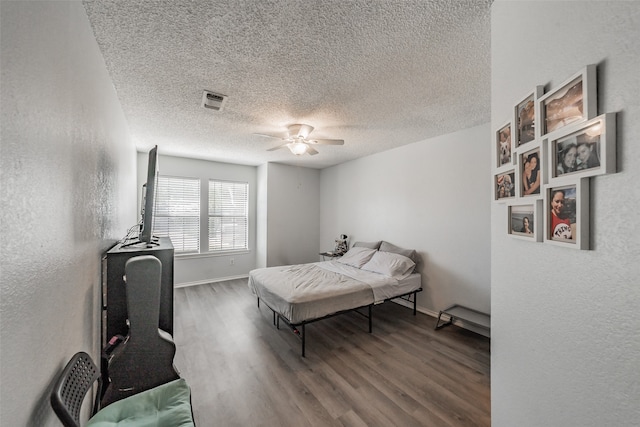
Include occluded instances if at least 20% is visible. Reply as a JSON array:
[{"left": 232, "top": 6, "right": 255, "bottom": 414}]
[{"left": 101, "top": 255, "right": 179, "bottom": 407}]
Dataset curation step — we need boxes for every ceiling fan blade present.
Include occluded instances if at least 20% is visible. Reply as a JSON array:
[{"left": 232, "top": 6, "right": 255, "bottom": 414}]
[
  {"left": 253, "top": 133, "right": 282, "bottom": 140},
  {"left": 306, "top": 145, "right": 319, "bottom": 155},
  {"left": 308, "top": 139, "right": 344, "bottom": 145},
  {"left": 288, "top": 124, "right": 314, "bottom": 139},
  {"left": 267, "top": 142, "right": 289, "bottom": 151}
]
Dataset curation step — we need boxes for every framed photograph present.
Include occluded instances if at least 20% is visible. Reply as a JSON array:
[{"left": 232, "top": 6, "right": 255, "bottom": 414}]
[
  {"left": 494, "top": 170, "right": 516, "bottom": 202},
  {"left": 543, "top": 180, "right": 589, "bottom": 250},
  {"left": 508, "top": 200, "right": 542, "bottom": 242},
  {"left": 514, "top": 86, "right": 544, "bottom": 146},
  {"left": 538, "top": 64, "right": 597, "bottom": 137},
  {"left": 518, "top": 144, "right": 543, "bottom": 199},
  {"left": 495, "top": 120, "right": 513, "bottom": 169},
  {"left": 548, "top": 113, "right": 616, "bottom": 182}
]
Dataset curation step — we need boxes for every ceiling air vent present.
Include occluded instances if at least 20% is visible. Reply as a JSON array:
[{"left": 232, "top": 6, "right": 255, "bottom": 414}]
[{"left": 201, "top": 90, "right": 227, "bottom": 111}]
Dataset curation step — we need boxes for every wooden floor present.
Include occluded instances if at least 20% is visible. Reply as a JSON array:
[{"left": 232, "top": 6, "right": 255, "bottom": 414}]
[{"left": 173, "top": 279, "right": 490, "bottom": 427}]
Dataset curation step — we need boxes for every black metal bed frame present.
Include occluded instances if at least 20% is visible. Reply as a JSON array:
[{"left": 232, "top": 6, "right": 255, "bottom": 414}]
[{"left": 257, "top": 288, "right": 422, "bottom": 357}]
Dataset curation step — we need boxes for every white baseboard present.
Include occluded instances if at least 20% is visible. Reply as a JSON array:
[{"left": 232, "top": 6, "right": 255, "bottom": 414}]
[
  {"left": 391, "top": 298, "right": 439, "bottom": 317},
  {"left": 174, "top": 274, "right": 249, "bottom": 288}
]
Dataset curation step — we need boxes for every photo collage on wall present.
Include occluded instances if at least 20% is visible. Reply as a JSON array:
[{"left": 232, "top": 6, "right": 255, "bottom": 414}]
[{"left": 493, "top": 64, "right": 617, "bottom": 250}]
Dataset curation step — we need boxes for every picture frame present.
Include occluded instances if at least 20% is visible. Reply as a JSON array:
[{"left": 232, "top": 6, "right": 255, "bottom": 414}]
[
  {"left": 514, "top": 86, "right": 544, "bottom": 147},
  {"left": 494, "top": 169, "right": 516, "bottom": 202},
  {"left": 507, "top": 200, "right": 542, "bottom": 242},
  {"left": 538, "top": 64, "right": 597, "bottom": 137},
  {"left": 543, "top": 180, "right": 589, "bottom": 250},
  {"left": 495, "top": 120, "right": 514, "bottom": 170},
  {"left": 518, "top": 144, "right": 543, "bottom": 199},
  {"left": 548, "top": 113, "right": 616, "bottom": 183}
]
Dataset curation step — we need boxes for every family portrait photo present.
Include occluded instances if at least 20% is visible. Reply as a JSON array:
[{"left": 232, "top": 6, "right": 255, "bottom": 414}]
[
  {"left": 548, "top": 185, "right": 577, "bottom": 243},
  {"left": 520, "top": 147, "right": 541, "bottom": 196},
  {"left": 543, "top": 77, "right": 584, "bottom": 135},
  {"left": 510, "top": 204, "right": 535, "bottom": 236},
  {"left": 497, "top": 122, "right": 512, "bottom": 167},
  {"left": 554, "top": 121, "right": 602, "bottom": 177},
  {"left": 516, "top": 95, "right": 535, "bottom": 146},
  {"left": 495, "top": 171, "right": 515, "bottom": 200}
]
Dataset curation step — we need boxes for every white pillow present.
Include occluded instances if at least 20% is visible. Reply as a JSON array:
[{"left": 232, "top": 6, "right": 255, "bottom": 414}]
[
  {"left": 361, "top": 251, "right": 416, "bottom": 278},
  {"left": 336, "top": 247, "right": 377, "bottom": 268}
]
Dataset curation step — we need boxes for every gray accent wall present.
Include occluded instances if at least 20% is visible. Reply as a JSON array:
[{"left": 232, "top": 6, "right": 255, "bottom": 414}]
[
  {"left": 264, "top": 163, "right": 321, "bottom": 267},
  {"left": 319, "top": 124, "right": 492, "bottom": 321},
  {"left": 491, "top": 1, "right": 640, "bottom": 426},
  {"left": 0, "top": 2, "right": 137, "bottom": 426}
]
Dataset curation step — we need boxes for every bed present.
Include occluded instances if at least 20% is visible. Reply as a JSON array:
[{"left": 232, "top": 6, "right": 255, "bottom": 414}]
[{"left": 248, "top": 241, "right": 422, "bottom": 356}]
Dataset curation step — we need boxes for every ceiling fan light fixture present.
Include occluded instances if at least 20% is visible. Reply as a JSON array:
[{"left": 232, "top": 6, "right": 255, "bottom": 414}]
[
  {"left": 259, "top": 123, "right": 343, "bottom": 156},
  {"left": 288, "top": 142, "right": 308, "bottom": 155}
]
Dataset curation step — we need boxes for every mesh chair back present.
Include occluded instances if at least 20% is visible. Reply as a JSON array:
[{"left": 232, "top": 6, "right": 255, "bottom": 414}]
[{"left": 51, "top": 352, "right": 101, "bottom": 427}]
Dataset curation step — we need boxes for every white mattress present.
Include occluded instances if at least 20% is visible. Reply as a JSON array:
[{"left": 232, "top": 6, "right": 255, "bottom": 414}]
[{"left": 248, "top": 261, "right": 421, "bottom": 324}]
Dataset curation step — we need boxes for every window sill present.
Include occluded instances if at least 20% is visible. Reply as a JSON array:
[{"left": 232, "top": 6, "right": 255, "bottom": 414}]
[{"left": 175, "top": 250, "right": 251, "bottom": 260}]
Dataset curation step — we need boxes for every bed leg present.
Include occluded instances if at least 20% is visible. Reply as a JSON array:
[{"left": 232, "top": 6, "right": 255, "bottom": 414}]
[
  {"left": 301, "top": 324, "right": 306, "bottom": 358},
  {"left": 413, "top": 291, "right": 417, "bottom": 315},
  {"left": 368, "top": 305, "right": 373, "bottom": 333},
  {"left": 257, "top": 297, "right": 260, "bottom": 308}
]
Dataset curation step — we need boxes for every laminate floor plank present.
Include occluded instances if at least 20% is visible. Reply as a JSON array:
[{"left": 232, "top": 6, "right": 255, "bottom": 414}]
[
  {"left": 331, "top": 335, "right": 465, "bottom": 427},
  {"left": 326, "top": 347, "right": 424, "bottom": 416},
  {"left": 173, "top": 279, "right": 490, "bottom": 426},
  {"left": 371, "top": 352, "right": 489, "bottom": 427},
  {"left": 374, "top": 340, "right": 491, "bottom": 415},
  {"left": 338, "top": 409, "right": 370, "bottom": 427},
  {"left": 256, "top": 342, "right": 342, "bottom": 426},
  {"left": 298, "top": 358, "right": 400, "bottom": 427}
]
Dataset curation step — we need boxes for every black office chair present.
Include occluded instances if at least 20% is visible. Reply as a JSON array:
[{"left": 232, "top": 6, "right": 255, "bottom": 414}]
[
  {"left": 50, "top": 351, "right": 101, "bottom": 427},
  {"left": 51, "top": 351, "right": 195, "bottom": 426}
]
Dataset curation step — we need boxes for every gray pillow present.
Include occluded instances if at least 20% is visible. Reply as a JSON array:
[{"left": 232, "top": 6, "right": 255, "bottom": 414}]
[
  {"left": 336, "top": 247, "right": 377, "bottom": 268},
  {"left": 379, "top": 241, "right": 418, "bottom": 265},
  {"left": 353, "top": 241, "right": 382, "bottom": 250}
]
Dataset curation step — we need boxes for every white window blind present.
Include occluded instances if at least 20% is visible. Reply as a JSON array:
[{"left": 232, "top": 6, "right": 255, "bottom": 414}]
[
  {"left": 154, "top": 175, "right": 200, "bottom": 253},
  {"left": 208, "top": 180, "right": 248, "bottom": 252}
]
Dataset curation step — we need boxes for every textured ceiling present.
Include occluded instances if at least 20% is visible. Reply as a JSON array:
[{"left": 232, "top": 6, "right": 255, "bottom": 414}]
[{"left": 83, "top": 0, "right": 491, "bottom": 169}]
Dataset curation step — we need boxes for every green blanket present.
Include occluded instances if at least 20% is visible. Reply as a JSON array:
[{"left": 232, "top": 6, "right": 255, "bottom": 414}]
[{"left": 87, "top": 378, "right": 194, "bottom": 427}]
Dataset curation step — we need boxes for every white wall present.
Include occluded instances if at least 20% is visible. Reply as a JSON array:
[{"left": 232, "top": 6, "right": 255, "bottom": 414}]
[
  {"left": 265, "top": 163, "right": 321, "bottom": 266},
  {"left": 491, "top": 2, "right": 640, "bottom": 426},
  {"left": 320, "top": 124, "right": 491, "bottom": 318},
  {"left": 0, "top": 2, "right": 137, "bottom": 426},
  {"left": 137, "top": 154, "right": 258, "bottom": 285},
  {"left": 255, "top": 163, "right": 268, "bottom": 268}
]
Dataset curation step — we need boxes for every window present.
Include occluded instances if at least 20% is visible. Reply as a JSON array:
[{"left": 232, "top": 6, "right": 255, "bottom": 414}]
[
  {"left": 153, "top": 175, "right": 248, "bottom": 255},
  {"left": 208, "top": 180, "right": 248, "bottom": 252},
  {"left": 154, "top": 176, "right": 200, "bottom": 253}
]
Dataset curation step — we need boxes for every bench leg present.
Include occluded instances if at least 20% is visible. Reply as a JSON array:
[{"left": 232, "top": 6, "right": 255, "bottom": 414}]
[{"left": 435, "top": 311, "right": 453, "bottom": 330}]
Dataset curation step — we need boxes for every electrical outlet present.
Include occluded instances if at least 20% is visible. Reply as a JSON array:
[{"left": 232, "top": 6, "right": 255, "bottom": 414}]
[{"left": 230, "top": 258, "right": 235, "bottom": 265}]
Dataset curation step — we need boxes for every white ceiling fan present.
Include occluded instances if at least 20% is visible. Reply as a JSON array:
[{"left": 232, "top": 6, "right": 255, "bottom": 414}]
[{"left": 257, "top": 124, "right": 344, "bottom": 156}]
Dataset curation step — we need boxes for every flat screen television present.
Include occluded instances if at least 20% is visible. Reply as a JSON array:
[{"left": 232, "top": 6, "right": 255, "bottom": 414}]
[{"left": 139, "top": 145, "right": 158, "bottom": 245}]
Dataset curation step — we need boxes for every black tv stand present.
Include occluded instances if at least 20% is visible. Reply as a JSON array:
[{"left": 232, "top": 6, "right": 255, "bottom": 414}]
[
  {"left": 101, "top": 237, "right": 174, "bottom": 399},
  {"left": 101, "top": 236, "right": 174, "bottom": 346}
]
